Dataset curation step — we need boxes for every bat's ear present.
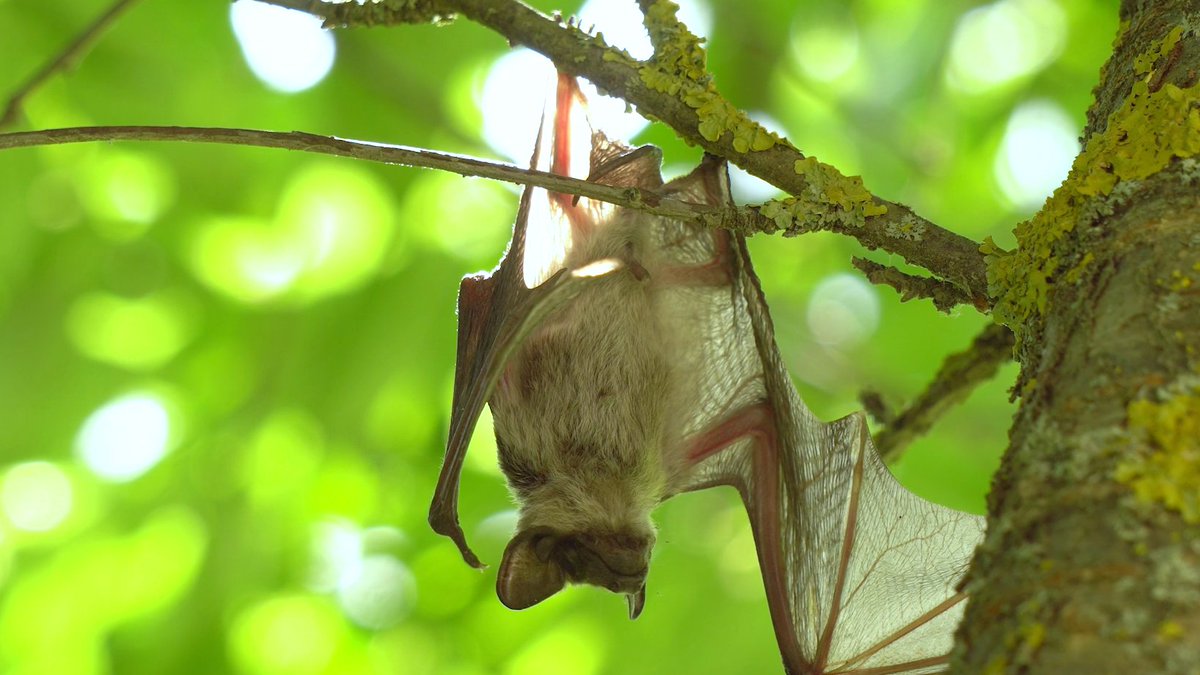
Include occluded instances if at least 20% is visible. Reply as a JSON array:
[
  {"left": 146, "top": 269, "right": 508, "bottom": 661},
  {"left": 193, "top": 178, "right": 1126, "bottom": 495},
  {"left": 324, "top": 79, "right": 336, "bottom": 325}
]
[{"left": 496, "top": 528, "right": 566, "bottom": 610}]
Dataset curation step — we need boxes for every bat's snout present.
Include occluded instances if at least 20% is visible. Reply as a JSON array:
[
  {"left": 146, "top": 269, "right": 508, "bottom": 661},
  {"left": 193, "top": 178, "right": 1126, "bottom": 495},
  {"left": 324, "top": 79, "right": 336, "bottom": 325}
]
[{"left": 496, "top": 527, "right": 654, "bottom": 617}]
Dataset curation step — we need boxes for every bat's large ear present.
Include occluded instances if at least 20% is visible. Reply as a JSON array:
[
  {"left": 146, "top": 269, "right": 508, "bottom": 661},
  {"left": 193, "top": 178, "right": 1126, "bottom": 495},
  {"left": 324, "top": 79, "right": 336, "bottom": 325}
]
[{"left": 496, "top": 528, "right": 567, "bottom": 610}]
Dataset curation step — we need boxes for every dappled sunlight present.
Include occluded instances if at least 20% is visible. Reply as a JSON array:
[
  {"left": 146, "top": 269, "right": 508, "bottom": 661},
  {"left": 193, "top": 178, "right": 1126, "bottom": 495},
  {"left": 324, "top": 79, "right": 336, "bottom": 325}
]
[
  {"left": 397, "top": 162, "right": 514, "bottom": 264},
  {"left": 230, "top": 0, "right": 335, "bottom": 93},
  {"left": 65, "top": 290, "right": 196, "bottom": 371},
  {"left": 241, "top": 410, "right": 324, "bottom": 506},
  {"left": 790, "top": 21, "right": 862, "bottom": 85},
  {"left": 805, "top": 273, "right": 880, "bottom": 349},
  {"left": 75, "top": 391, "right": 178, "bottom": 483},
  {"left": 0, "top": 508, "right": 206, "bottom": 671},
  {"left": 337, "top": 554, "right": 417, "bottom": 630},
  {"left": 945, "top": 0, "right": 1065, "bottom": 94},
  {"left": 308, "top": 518, "right": 418, "bottom": 630},
  {"left": 505, "top": 619, "right": 606, "bottom": 675},
  {"left": 478, "top": 0, "right": 711, "bottom": 163},
  {"left": 994, "top": 99, "right": 1079, "bottom": 211},
  {"left": 228, "top": 595, "right": 344, "bottom": 675},
  {"left": 188, "top": 163, "right": 394, "bottom": 305},
  {"left": 75, "top": 150, "right": 176, "bottom": 241},
  {"left": 1, "top": 461, "right": 73, "bottom": 533}
]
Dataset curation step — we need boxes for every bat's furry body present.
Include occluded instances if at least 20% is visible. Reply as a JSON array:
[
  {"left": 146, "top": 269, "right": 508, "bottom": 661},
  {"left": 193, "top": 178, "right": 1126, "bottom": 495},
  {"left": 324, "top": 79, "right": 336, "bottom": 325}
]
[{"left": 492, "top": 226, "right": 680, "bottom": 536}]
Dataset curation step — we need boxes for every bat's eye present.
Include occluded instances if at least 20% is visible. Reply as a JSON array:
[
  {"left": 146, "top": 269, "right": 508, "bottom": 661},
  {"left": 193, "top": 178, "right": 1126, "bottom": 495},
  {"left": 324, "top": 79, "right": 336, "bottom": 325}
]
[{"left": 498, "top": 453, "right": 547, "bottom": 493}]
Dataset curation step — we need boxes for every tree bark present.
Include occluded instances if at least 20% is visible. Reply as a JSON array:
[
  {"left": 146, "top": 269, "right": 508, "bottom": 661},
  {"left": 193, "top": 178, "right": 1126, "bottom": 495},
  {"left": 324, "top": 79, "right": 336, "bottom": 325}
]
[{"left": 953, "top": 2, "right": 1200, "bottom": 672}]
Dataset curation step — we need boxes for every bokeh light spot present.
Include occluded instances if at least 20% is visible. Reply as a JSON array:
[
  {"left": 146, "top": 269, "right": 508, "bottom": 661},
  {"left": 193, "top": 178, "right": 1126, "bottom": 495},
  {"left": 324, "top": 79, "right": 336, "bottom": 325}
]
[
  {"left": 995, "top": 100, "right": 1079, "bottom": 211},
  {"left": 75, "top": 392, "right": 176, "bottom": 482},
  {"left": 410, "top": 544, "right": 479, "bottom": 619},
  {"left": 336, "top": 554, "right": 417, "bottom": 630},
  {"left": 241, "top": 410, "right": 323, "bottom": 505},
  {"left": 229, "top": 595, "right": 342, "bottom": 675},
  {"left": 76, "top": 151, "right": 175, "bottom": 241},
  {"left": 505, "top": 620, "right": 604, "bottom": 675},
  {"left": 400, "top": 171, "right": 513, "bottom": 262},
  {"left": 945, "top": 0, "right": 1065, "bottom": 94},
  {"left": 189, "top": 163, "right": 393, "bottom": 305},
  {"left": 230, "top": 1, "right": 335, "bottom": 93},
  {"left": 480, "top": 48, "right": 652, "bottom": 164},
  {"left": 791, "top": 22, "right": 861, "bottom": 83},
  {"left": 307, "top": 518, "right": 363, "bottom": 594},
  {"left": 1, "top": 462, "right": 73, "bottom": 532},
  {"left": 65, "top": 290, "right": 196, "bottom": 371},
  {"left": 805, "top": 273, "right": 880, "bottom": 348}
]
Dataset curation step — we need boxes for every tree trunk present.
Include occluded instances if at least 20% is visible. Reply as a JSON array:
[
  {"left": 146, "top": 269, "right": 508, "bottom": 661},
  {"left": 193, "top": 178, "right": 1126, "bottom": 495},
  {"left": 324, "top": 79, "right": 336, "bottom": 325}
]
[{"left": 953, "top": 2, "right": 1200, "bottom": 672}]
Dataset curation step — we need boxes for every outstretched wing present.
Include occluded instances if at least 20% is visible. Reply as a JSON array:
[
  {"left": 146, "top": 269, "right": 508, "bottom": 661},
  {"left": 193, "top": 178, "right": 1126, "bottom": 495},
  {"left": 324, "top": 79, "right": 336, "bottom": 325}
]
[{"left": 658, "top": 158, "right": 985, "bottom": 674}]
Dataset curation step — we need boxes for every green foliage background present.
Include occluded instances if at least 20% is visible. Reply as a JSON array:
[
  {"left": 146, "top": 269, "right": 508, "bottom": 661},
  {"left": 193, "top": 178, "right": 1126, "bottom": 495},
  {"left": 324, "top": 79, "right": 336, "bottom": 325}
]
[{"left": 0, "top": 0, "right": 1115, "bottom": 673}]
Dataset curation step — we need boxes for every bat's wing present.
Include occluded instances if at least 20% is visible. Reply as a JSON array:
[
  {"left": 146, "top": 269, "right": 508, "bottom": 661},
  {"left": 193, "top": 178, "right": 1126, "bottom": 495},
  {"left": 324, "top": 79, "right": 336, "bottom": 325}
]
[
  {"left": 660, "top": 158, "right": 985, "bottom": 674},
  {"left": 430, "top": 74, "right": 663, "bottom": 567}
]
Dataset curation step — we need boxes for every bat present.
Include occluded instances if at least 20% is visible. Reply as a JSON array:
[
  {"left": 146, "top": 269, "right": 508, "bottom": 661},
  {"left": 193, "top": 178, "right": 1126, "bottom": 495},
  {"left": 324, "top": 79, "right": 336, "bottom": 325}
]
[{"left": 428, "top": 72, "right": 986, "bottom": 674}]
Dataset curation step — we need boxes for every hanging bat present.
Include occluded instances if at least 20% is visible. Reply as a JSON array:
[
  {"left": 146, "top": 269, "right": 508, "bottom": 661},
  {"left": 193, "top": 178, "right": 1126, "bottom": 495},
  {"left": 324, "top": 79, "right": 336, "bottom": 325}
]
[{"left": 428, "top": 72, "right": 986, "bottom": 674}]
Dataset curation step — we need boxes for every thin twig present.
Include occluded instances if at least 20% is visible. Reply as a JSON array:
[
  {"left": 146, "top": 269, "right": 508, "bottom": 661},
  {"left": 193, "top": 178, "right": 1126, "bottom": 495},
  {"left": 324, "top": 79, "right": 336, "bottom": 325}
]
[
  {"left": 1, "top": 0, "right": 140, "bottom": 129},
  {"left": 872, "top": 324, "right": 1014, "bottom": 463},
  {"left": 254, "top": 0, "right": 991, "bottom": 305},
  {"left": 0, "top": 125, "right": 720, "bottom": 220},
  {"left": 852, "top": 258, "right": 984, "bottom": 313}
]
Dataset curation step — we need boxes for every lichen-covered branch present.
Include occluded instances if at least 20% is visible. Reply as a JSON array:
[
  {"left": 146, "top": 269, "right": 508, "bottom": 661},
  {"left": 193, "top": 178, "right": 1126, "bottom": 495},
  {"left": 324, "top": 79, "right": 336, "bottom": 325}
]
[
  {"left": 253, "top": 0, "right": 990, "bottom": 304},
  {"left": 852, "top": 257, "right": 981, "bottom": 313},
  {"left": 0, "top": 0, "right": 141, "bottom": 129},
  {"left": 871, "top": 324, "right": 1014, "bottom": 463}
]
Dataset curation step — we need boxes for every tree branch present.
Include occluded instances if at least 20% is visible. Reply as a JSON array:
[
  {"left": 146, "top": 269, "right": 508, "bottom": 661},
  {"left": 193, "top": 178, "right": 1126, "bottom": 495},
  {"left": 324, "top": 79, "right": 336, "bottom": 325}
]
[
  {"left": 852, "top": 257, "right": 983, "bottom": 313},
  {"left": 0, "top": 0, "right": 140, "bottom": 129},
  {"left": 251, "top": 0, "right": 990, "bottom": 305},
  {"left": 871, "top": 323, "right": 1014, "bottom": 463},
  {"left": 0, "top": 124, "right": 729, "bottom": 220}
]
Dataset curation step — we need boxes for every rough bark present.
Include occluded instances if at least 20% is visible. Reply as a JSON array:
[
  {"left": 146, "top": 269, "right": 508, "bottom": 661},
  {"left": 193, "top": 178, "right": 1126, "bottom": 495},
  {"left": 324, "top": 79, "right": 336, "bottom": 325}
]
[{"left": 952, "top": 2, "right": 1200, "bottom": 673}]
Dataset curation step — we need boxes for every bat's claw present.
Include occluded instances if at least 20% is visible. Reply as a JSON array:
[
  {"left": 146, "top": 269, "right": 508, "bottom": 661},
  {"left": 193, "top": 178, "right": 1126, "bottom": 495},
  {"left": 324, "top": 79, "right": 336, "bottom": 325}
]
[{"left": 627, "top": 584, "right": 647, "bottom": 620}]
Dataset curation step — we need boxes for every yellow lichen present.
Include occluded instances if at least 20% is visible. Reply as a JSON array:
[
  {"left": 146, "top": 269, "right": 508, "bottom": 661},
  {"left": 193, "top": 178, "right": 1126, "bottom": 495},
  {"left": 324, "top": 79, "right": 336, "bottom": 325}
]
[
  {"left": 1134, "top": 26, "right": 1182, "bottom": 78},
  {"left": 1168, "top": 270, "right": 1193, "bottom": 291},
  {"left": 1063, "top": 251, "right": 1094, "bottom": 284},
  {"left": 1114, "top": 386, "right": 1200, "bottom": 522},
  {"left": 637, "top": 0, "right": 780, "bottom": 152},
  {"left": 1158, "top": 619, "right": 1185, "bottom": 643},
  {"left": 987, "top": 26, "right": 1200, "bottom": 335},
  {"left": 756, "top": 157, "right": 887, "bottom": 233}
]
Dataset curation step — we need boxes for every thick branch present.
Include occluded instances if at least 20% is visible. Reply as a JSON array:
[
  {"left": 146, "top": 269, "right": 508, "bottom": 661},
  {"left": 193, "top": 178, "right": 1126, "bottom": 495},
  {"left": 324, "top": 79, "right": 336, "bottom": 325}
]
[
  {"left": 872, "top": 323, "right": 1014, "bottom": 463},
  {"left": 1, "top": 0, "right": 140, "bottom": 129},
  {"left": 255, "top": 0, "right": 990, "bottom": 304}
]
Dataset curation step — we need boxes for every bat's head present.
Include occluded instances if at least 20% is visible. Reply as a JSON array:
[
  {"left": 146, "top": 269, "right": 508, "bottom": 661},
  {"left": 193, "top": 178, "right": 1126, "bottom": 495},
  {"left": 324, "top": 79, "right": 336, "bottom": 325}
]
[
  {"left": 493, "top": 433, "right": 663, "bottom": 619},
  {"left": 497, "top": 525, "right": 652, "bottom": 619}
]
